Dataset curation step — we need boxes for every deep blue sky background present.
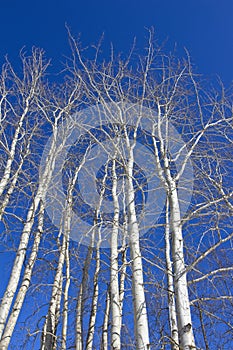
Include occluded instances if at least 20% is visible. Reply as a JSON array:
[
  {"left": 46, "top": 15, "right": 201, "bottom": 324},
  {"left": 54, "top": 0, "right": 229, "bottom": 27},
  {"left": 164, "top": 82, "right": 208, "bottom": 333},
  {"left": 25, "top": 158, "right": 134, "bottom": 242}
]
[
  {"left": 0, "top": 1, "right": 232, "bottom": 347},
  {"left": 0, "top": 0, "right": 232, "bottom": 86}
]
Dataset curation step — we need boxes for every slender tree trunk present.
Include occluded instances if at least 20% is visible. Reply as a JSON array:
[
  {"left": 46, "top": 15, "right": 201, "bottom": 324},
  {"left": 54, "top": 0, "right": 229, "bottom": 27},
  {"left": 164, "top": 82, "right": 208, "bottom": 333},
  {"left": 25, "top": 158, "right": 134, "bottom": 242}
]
[
  {"left": 0, "top": 195, "right": 41, "bottom": 339},
  {"left": 0, "top": 48, "right": 47, "bottom": 198},
  {"left": 41, "top": 233, "right": 67, "bottom": 350},
  {"left": 101, "top": 289, "right": 110, "bottom": 350},
  {"left": 85, "top": 161, "right": 108, "bottom": 350},
  {"left": 75, "top": 281, "right": 83, "bottom": 350},
  {"left": 41, "top": 183, "right": 73, "bottom": 350},
  {"left": 119, "top": 237, "right": 127, "bottom": 326},
  {"left": 75, "top": 245, "right": 93, "bottom": 350},
  {"left": 126, "top": 146, "right": 150, "bottom": 350},
  {"left": 0, "top": 99, "right": 30, "bottom": 198},
  {"left": 60, "top": 186, "right": 72, "bottom": 350},
  {"left": 60, "top": 172, "right": 75, "bottom": 350},
  {"left": 169, "top": 181, "right": 196, "bottom": 350},
  {"left": 119, "top": 178, "right": 128, "bottom": 326},
  {"left": 165, "top": 197, "right": 179, "bottom": 350},
  {"left": 0, "top": 140, "right": 30, "bottom": 221},
  {"left": 0, "top": 201, "right": 44, "bottom": 349},
  {"left": 85, "top": 239, "right": 101, "bottom": 350},
  {"left": 61, "top": 235, "right": 70, "bottom": 350},
  {"left": 152, "top": 112, "right": 196, "bottom": 349},
  {"left": 0, "top": 120, "right": 60, "bottom": 339},
  {"left": 110, "top": 158, "right": 121, "bottom": 350},
  {"left": 41, "top": 276, "right": 63, "bottom": 350}
]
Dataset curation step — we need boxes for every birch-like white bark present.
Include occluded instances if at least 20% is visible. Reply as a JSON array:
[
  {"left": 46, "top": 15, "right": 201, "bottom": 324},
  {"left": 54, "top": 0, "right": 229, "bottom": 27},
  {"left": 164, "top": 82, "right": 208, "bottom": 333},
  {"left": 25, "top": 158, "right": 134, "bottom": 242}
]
[
  {"left": 110, "top": 158, "right": 121, "bottom": 350},
  {"left": 75, "top": 245, "right": 93, "bottom": 350},
  {"left": 0, "top": 49, "right": 47, "bottom": 198},
  {"left": 41, "top": 233, "right": 67, "bottom": 350},
  {"left": 119, "top": 237, "right": 127, "bottom": 323},
  {"left": 165, "top": 197, "right": 179, "bottom": 350},
  {"left": 0, "top": 201, "right": 44, "bottom": 349},
  {"left": 0, "top": 103, "right": 29, "bottom": 198},
  {"left": 152, "top": 112, "right": 196, "bottom": 350},
  {"left": 0, "top": 195, "right": 41, "bottom": 339},
  {"left": 85, "top": 237, "right": 101, "bottom": 350},
  {"left": 75, "top": 157, "right": 109, "bottom": 349},
  {"left": 0, "top": 140, "right": 30, "bottom": 221},
  {"left": 43, "top": 145, "right": 84, "bottom": 350},
  {"left": 126, "top": 146, "right": 150, "bottom": 350},
  {"left": 169, "top": 181, "right": 196, "bottom": 350},
  {"left": 61, "top": 235, "right": 70, "bottom": 350},
  {"left": 0, "top": 119, "right": 60, "bottom": 339},
  {"left": 101, "top": 289, "right": 110, "bottom": 350},
  {"left": 85, "top": 160, "right": 109, "bottom": 350},
  {"left": 60, "top": 197, "right": 71, "bottom": 350},
  {"left": 75, "top": 281, "right": 83, "bottom": 350},
  {"left": 119, "top": 180, "right": 128, "bottom": 331},
  {"left": 118, "top": 116, "right": 151, "bottom": 349}
]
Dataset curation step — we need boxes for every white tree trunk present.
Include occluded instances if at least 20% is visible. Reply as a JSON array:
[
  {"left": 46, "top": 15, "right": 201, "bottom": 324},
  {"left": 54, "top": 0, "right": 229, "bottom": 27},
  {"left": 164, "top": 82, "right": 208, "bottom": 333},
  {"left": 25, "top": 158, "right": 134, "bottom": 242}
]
[
  {"left": 42, "top": 160, "right": 77, "bottom": 350},
  {"left": 101, "top": 290, "right": 110, "bottom": 350},
  {"left": 110, "top": 158, "right": 121, "bottom": 350},
  {"left": 0, "top": 201, "right": 44, "bottom": 349},
  {"left": 61, "top": 235, "right": 70, "bottom": 350},
  {"left": 119, "top": 241, "right": 127, "bottom": 326},
  {"left": 127, "top": 148, "right": 150, "bottom": 350},
  {"left": 85, "top": 162, "right": 108, "bottom": 350},
  {"left": 75, "top": 246, "right": 93, "bottom": 350},
  {"left": 60, "top": 174, "right": 75, "bottom": 350},
  {"left": 0, "top": 140, "right": 30, "bottom": 221},
  {"left": 85, "top": 241, "right": 100, "bottom": 350},
  {"left": 165, "top": 198, "right": 179, "bottom": 350},
  {"left": 75, "top": 281, "right": 83, "bottom": 350},
  {"left": 0, "top": 48, "right": 46, "bottom": 199},
  {"left": 169, "top": 180, "right": 196, "bottom": 350},
  {"left": 41, "top": 234, "right": 67, "bottom": 350},
  {"left": 119, "top": 179, "right": 128, "bottom": 321},
  {"left": 0, "top": 96, "right": 30, "bottom": 198},
  {"left": 0, "top": 118, "right": 60, "bottom": 339},
  {"left": 152, "top": 111, "right": 196, "bottom": 349},
  {"left": 76, "top": 158, "right": 109, "bottom": 350},
  {"left": 0, "top": 195, "right": 41, "bottom": 339}
]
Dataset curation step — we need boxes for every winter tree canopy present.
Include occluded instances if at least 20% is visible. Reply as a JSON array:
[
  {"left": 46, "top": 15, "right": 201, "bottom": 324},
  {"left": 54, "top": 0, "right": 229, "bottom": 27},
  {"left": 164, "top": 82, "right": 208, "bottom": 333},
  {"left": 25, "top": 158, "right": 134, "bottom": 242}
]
[{"left": 0, "top": 32, "right": 232, "bottom": 350}]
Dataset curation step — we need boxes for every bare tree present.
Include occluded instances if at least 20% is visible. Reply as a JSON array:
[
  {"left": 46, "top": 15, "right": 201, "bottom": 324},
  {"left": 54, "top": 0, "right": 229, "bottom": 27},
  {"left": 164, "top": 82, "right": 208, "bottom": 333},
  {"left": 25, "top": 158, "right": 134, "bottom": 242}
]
[{"left": 0, "top": 31, "right": 232, "bottom": 350}]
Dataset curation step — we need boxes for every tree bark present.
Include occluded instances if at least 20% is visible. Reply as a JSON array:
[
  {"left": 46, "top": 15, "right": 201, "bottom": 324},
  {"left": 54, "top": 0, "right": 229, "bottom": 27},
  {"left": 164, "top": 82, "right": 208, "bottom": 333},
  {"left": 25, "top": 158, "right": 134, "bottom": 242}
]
[
  {"left": 41, "top": 234, "right": 66, "bottom": 350},
  {"left": 0, "top": 201, "right": 44, "bottom": 349},
  {"left": 101, "top": 289, "right": 110, "bottom": 350},
  {"left": 110, "top": 158, "right": 121, "bottom": 350},
  {"left": 152, "top": 110, "right": 196, "bottom": 350},
  {"left": 85, "top": 161, "right": 109, "bottom": 350},
  {"left": 126, "top": 141, "right": 150, "bottom": 350},
  {"left": 169, "top": 180, "right": 196, "bottom": 350},
  {"left": 0, "top": 116, "right": 60, "bottom": 339},
  {"left": 85, "top": 242, "right": 100, "bottom": 350},
  {"left": 61, "top": 235, "right": 70, "bottom": 350},
  {"left": 165, "top": 197, "right": 179, "bottom": 350},
  {"left": 75, "top": 245, "right": 93, "bottom": 350}
]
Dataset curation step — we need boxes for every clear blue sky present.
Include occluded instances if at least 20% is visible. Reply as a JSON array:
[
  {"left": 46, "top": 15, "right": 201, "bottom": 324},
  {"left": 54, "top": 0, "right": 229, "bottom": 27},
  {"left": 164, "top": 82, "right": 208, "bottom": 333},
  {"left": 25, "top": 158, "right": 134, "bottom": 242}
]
[
  {"left": 0, "top": 1, "right": 232, "bottom": 347},
  {"left": 0, "top": 0, "right": 232, "bottom": 85}
]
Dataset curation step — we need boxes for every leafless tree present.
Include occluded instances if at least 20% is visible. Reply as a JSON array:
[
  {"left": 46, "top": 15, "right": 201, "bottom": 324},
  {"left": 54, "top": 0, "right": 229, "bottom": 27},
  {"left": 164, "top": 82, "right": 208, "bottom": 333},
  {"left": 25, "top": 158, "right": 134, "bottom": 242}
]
[{"left": 0, "top": 31, "right": 232, "bottom": 350}]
